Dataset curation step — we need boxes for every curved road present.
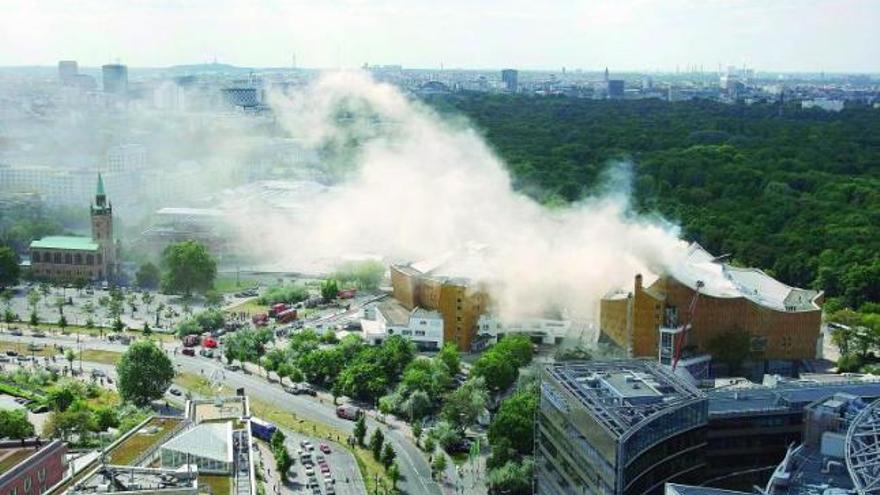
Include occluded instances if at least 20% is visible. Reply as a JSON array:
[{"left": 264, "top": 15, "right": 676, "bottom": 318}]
[{"left": 0, "top": 332, "right": 441, "bottom": 495}]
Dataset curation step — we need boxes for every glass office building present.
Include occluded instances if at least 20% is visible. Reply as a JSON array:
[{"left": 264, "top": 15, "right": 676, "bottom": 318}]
[{"left": 537, "top": 361, "right": 708, "bottom": 495}]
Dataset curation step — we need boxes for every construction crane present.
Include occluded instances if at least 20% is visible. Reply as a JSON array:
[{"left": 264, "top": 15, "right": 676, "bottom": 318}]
[{"left": 672, "top": 280, "right": 704, "bottom": 372}]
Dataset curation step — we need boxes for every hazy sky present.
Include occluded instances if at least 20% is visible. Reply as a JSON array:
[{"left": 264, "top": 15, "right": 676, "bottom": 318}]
[{"left": 0, "top": 0, "right": 877, "bottom": 72}]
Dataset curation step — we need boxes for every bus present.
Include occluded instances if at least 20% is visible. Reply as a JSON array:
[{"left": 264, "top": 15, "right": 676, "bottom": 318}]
[{"left": 250, "top": 417, "right": 278, "bottom": 441}]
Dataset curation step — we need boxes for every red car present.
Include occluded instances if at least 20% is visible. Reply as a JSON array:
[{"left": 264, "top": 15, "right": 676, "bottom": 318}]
[
  {"left": 202, "top": 337, "right": 218, "bottom": 348},
  {"left": 319, "top": 444, "right": 331, "bottom": 455}
]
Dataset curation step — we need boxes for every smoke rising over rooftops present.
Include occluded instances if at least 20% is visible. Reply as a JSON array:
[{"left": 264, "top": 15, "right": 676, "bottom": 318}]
[{"left": 234, "top": 71, "right": 690, "bottom": 321}]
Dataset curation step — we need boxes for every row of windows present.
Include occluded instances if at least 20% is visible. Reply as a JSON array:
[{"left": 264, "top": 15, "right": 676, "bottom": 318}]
[
  {"left": 9, "top": 467, "right": 48, "bottom": 495},
  {"left": 33, "top": 251, "right": 101, "bottom": 266}
]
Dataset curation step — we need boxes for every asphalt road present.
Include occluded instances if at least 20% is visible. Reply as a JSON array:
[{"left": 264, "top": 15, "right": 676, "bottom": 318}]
[{"left": 0, "top": 332, "right": 441, "bottom": 495}]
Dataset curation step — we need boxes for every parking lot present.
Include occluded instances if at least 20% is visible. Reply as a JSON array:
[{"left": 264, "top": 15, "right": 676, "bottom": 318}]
[{"left": 283, "top": 429, "right": 362, "bottom": 495}]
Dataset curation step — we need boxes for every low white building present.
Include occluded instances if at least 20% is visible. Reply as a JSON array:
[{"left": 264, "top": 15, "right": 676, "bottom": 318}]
[
  {"left": 476, "top": 314, "right": 571, "bottom": 346},
  {"left": 801, "top": 98, "right": 845, "bottom": 112},
  {"left": 361, "top": 300, "right": 444, "bottom": 350}
]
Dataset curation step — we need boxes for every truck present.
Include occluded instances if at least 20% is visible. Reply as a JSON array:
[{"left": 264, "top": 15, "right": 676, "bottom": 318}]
[
  {"left": 252, "top": 313, "right": 269, "bottom": 326},
  {"left": 276, "top": 308, "right": 298, "bottom": 324},
  {"left": 250, "top": 417, "right": 278, "bottom": 442},
  {"left": 337, "top": 289, "right": 357, "bottom": 299},
  {"left": 268, "top": 303, "right": 288, "bottom": 318},
  {"left": 183, "top": 335, "right": 200, "bottom": 347},
  {"left": 335, "top": 405, "right": 363, "bottom": 421}
]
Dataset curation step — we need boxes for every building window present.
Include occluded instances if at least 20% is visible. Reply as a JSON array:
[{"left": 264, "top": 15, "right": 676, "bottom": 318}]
[
  {"left": 53, "top": 253, "right": 62, "bottom": 264},
  {"left": 24, "top": 476, "right": 32, "bottom": 493},
  {"left": 75, "top": 254, "right": 82, "bottom": 265},
  {"left": 415, "top": 330, "right": 426, "bottom": 336},
  {"left": 97, "top": 253, "right": 103, "bottom": 265},
  {"left": 86, "top": 254, "right": 94, "bottom": 265},
  {"left": 64, "top": 253, "right": 72, "bottom": 264}
]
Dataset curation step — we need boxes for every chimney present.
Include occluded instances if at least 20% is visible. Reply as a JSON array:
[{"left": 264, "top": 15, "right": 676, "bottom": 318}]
[{"left": 635, "top": 274, "right": 643, "bottom": 291}]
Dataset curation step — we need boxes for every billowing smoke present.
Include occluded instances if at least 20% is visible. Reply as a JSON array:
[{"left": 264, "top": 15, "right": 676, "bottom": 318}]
[{"left": 235, "top": 71, "right": 689, "bottom": 322}]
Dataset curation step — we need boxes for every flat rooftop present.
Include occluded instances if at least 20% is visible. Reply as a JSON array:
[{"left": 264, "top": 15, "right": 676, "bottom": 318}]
[
  {"left": 189, "top": 397, "right": 248, "bottom": 423},
  {"left": 707, "top": 379, "right": 880, "bottom": 417},
  {"left": 71, "top": 466, "right": 198, "bottom": 495},
  {"left": 376, "top": 300, "right": 410, "bottom": 326},
  {"left": 545, "top": 361, "right": 704, "bottom": 437}
]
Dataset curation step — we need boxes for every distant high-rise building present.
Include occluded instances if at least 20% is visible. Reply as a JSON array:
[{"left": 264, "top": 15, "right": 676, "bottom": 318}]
[
  {"left": 607, "top": 79, "right": 625, "bottom": 99},
  {"left": 604, "top": 66, "right": 610, "bottom": 82},
  {"left": 58, "top": 60, "right": 78, "bottom": 86},
  {"left": 501, "top": 69, "right": 518, "bottom": 92},
  {"left": 102, "top": 64, "right": 128, "bottom": 94}
]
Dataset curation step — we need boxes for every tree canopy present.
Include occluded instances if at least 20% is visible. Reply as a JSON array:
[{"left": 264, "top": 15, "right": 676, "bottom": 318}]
[
  {"left": 0, "top": 246, "right": 19, "bottom": 287},
  {"left": 161, "top": 241, "right": 217, "bottom": 295},
  {"left": 116, "top": 340, "right": 175, "bottom": 406},
  {"left": 429, "top": 94, "right": 880, "bottom": 311}
]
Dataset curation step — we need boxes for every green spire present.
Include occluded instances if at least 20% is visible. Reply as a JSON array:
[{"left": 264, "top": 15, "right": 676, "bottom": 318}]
[{"left": 96, "top": 173, "right": 105, "bottom": 197}]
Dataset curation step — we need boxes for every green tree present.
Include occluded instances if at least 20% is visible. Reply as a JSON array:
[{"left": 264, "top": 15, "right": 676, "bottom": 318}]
[
  {"left": 442, "top": 377, "right": 489, "bottom": 430},
  {"left": 431, "top": 453, "right": 447, "bottom": 480},
  {"left": 437, "top": 342, "right": 461, "bottom": 375},
  {"left": 135, "top": 262, "right": 161, "bottom": 289},
  {"left": 387, "top": 462, "right": 401, "bottom": 490},
  {"left": 381, "top": 443, "right": 396, "bottom": 468},
  {"left": 354, "top": 415, "right": 367, "bottom": 447},
  {"left": 320, "top": 279, "right": 339, "bottom": 302},
  {"left": 274, "top": 447, "right": 292, "bottom": 479},
  {"left": 82, "top": 301, "right": 96, "bottom": 328},
  {"left": 0, "top": 409, "right": 35, "bottom": 438},
  {"left": 64, "top": 348, "right": 76, "bottom": 373},
  {"left": 26, "top": 289, "right": 40, "bottom": 325},
  {"left": 0, "top": 246, "right": 19, "bottom": 287},
  {"left": 270, "top": 429, "right": 286, "bottom": 452},
  {"left": 472, "top": 350, "right": 516, "bottom": 392},
  {"left": 160, "top": 241, "right": 217, "bottom": 296},
  {"left": 487, "top": 459, "right": 534, "bottom": 495},
  {"left": 116, "top": 340, "right": 175, "bottom": 406},
  {"left": 488, "top": 389, "right": 538, "bottom": 467},
  {"left": 369, "top": 428, "right": 385, "bottom": 460},
  {"left": 204, "top": 290, "right": 223, "bottom": 308}
]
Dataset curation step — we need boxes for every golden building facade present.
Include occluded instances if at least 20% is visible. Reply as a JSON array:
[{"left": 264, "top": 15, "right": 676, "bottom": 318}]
[
  {"left": 600, "top": 244, "right": 823, "bottom": 362},
  {"left": 390, "top": 264, "right": 487, "bottom": 351}
]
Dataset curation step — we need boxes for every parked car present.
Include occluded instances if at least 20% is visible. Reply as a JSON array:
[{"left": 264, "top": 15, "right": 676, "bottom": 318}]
[
  {"left": 225, "top": 363, "right": 241, "bottom": 371},
  {"left": 199, "top": 349, "right": 214, "bottom": 358},
  {"left": 9, "top": 329, "right": 22, "bottom": 336},
  {"left": 300, "top": 440, "right": 314, "bottom": 451},
  {"left": 319, "top": 443, "right": 331, "bottom": 455},
  {"left": 169, "top": 387, "right": 183, "bottom": 396},
  {"left": 31, "top": 331, "right": 46, "bottom": 338},
  {"left": 181, "top": 348, "right": 195, "bottom": 357}
]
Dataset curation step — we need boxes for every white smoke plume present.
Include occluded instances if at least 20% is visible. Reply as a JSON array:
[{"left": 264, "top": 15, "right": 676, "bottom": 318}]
[{"left": 237, "top": 71, "right": 689, "bottom": 322}]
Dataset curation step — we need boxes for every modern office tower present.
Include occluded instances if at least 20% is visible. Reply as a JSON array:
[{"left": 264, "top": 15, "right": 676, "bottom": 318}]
[
  {"left": 536, "top": 361, "right": 708, "bottom": 495},
  {"left": 58, "top": 60, "right": 78, "bottom": 85},
  {"left": 102, "top": 63, "right": 128, "bottom": 94},
  {"left": 501, "top": 69, "right": 518, "bottom": 92}
]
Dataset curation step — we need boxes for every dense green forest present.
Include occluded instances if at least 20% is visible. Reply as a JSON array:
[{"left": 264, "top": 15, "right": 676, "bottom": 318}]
[{"left": 430, "top": 94, "right": 880, "bottom": 312}]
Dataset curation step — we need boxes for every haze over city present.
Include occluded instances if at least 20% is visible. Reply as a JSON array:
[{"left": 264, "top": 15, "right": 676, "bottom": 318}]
[
  {"left": 1, "top": 0, "right": 879, "bottom": 72},
  {"left": 0, "top": 2, "right": 879, "bottom": 495}
]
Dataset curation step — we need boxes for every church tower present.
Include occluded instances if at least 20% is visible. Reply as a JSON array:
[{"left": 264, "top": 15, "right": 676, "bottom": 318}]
[{"left": 90, "top": 174, "right": 116, "bottom": 280}]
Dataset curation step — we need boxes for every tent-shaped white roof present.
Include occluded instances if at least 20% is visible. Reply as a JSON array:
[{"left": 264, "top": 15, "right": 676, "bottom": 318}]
[
  {"left": 668, "top": 243, "right": 821, "bottom": 312},
  {"left": 161, "top": 422, "right": 233, "bottom": 464}
]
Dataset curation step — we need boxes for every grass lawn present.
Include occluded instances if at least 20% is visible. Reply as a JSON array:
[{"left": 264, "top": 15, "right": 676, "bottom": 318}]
[
  {"left": 0, "top": 341, "right": 56, "bottom": 357},
  {"left": 173, "top": 372, "right": 220, "bottom": 397},
  {"left": 0, "top": 449, "right": 34, "bottom": 473},
  {"left": 199, "top": 475, "right": 232, "bottom": 495},
  {"left": 108, "top": 417, "right": 181, "bottom": 465},
  {"left": 214, "top": 275, "right": 261, "bottom": 295},
  {"left": 80, "top": 349, "right": 123, "bottom": 365},
  {"left": 224, "top": 299, "right": 267, "bottom": 316}
]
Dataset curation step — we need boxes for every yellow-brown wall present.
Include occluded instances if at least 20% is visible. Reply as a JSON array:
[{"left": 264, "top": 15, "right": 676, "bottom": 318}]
[
  {"left": 600, "top": 275, "right": 821, "bottom": 361},
  {"left": 390, "top": 266, "right": 418, "bottom": 310},
  {"left": 390, "top": 265, "right": 487, "bottom": 351}
]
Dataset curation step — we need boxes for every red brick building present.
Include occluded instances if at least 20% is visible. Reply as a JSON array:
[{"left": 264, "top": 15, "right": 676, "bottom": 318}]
[{"left": 0, "top": 439, "right": 67, "bottom": 495}]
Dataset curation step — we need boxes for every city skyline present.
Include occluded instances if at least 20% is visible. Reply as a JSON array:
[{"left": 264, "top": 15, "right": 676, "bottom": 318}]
[{"left": 0, "top": 0, "right": 878, "bottom": 73}]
